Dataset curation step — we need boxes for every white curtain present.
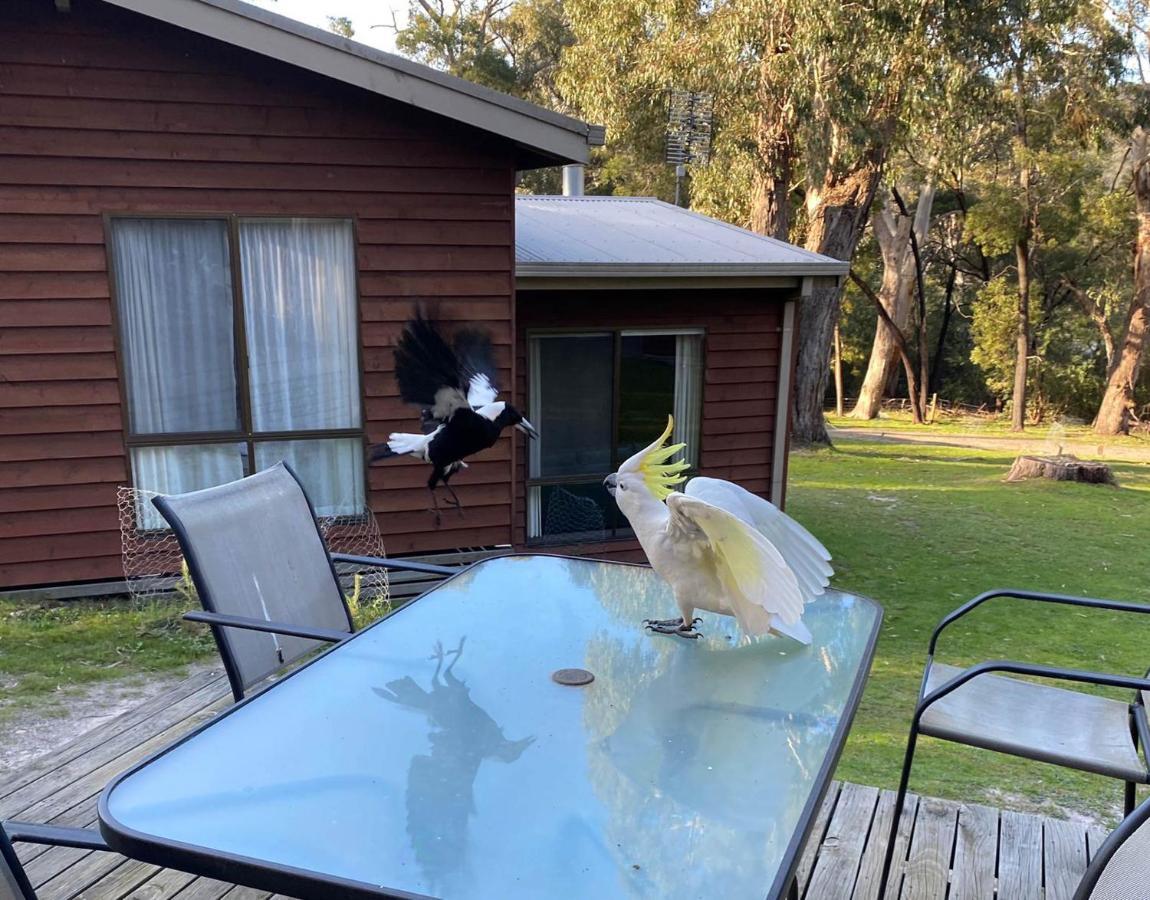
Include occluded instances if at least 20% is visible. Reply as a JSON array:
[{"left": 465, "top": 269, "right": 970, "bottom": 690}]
[
  {"left": 255, "top": 439, "right": 363, "bottom": 517},
  {"left": 131, "top": 445, "right": 246, "bottom": 529},
  {"left": 239, "top": 218, "right": 362, "bottom": 516},
  {"left": 238, "top": 219, "right": 360, "bottom": 431},
  {"left": 673, "top": 334, "right": 703, "bottom": 466},
  {"left": 110, "top": 219, "right": 239, "bottom": 434}
]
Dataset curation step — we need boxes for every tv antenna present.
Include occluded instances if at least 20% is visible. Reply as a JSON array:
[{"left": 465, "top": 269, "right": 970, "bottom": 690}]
[{"left": 665, "top": 89, "right": 714, "bottom": 206}]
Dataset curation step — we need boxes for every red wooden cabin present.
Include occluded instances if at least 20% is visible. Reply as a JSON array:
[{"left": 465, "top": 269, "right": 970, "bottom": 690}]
[{"left": 0, "top": 0, "right": 846, "bottom": 593}]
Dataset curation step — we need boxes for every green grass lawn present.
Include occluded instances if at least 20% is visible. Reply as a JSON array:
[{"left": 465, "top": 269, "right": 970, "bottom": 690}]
[
  {"left": 788, "top": 439, "right": 1150, "bottom": 823},
  {"left": 0, "top": 578, "right": 389, "bottom": 728},
  {"left": 826, "top": 409, "right": 1150, "bottom": 447},
  {"left": 0, "top": 596, "right": 215, "bottom": 725}
]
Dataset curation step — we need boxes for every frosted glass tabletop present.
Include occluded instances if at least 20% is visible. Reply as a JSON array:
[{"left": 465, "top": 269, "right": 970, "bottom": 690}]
[{"left": 100, "top": 555, "right": 881, "bottom": 900}]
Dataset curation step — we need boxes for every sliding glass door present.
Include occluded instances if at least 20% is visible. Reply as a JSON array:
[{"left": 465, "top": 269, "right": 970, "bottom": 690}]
[{"left": 527, "top": 329, "right": 703, "bottom": 542}]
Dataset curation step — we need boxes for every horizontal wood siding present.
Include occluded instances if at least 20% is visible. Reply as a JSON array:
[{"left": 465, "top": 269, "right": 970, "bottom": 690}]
[
  {"left": 0, "top": 0, "right": 520, "bottom": 588},
  {"left": 513, "top": 288, "right": 792, "bottom": 560}
]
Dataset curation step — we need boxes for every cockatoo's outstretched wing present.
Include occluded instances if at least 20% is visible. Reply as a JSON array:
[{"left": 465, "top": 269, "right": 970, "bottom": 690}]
[
  {"left": 665, "top": 492, "right": 806, "bottom": 640},
  {"left": 685, "top": 477, "right": 833, "bottom": 605}
]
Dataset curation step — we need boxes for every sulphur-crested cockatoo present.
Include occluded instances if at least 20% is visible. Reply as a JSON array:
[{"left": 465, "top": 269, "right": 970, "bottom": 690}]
[{"left": 603, "top": 416, "right": 832, "bottom": 642}]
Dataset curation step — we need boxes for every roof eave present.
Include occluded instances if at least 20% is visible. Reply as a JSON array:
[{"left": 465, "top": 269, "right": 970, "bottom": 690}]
[
  {"left": 515, "top": 262, "right": 850, "bottom": 279},
  {"left": 100, "top": 0, "right": 594, "bottom": 164}
]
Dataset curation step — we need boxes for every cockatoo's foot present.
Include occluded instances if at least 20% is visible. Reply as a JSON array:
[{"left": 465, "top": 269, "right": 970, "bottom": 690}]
[{"left": 643, "top": 617, "right": 702, "bottom": 639}]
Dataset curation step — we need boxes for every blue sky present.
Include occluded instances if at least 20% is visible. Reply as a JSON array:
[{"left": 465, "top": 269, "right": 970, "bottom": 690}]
[{"left": 244, "top": 0, "right": 408, "bottom": 52}]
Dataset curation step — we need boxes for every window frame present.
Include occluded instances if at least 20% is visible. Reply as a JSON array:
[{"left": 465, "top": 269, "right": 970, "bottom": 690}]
[
  {"left": 525, "top": 325, "right": 706, "bottom": 544},
  {"left": 105, "top": 212, "right": 368, "bottom": 497}
]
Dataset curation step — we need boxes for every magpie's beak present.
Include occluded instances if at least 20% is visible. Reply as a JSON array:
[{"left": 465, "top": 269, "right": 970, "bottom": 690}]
[
  {"left": 516, "top": 419, "right": 539, "bottom": 440},
  {"left": 603, "top": 473, "right": 617, "bottom": 497}
]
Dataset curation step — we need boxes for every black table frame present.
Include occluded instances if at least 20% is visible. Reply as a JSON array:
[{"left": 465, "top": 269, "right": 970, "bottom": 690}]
[{"left": 98, "top": 553, "right": 883, "bottom": 900}]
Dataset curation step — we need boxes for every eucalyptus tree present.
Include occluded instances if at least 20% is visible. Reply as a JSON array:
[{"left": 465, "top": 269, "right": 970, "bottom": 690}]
[
  {"left": 561, "top": 0, "right": 935, "bottom": 444},
  {"left": 1095, "top": 129, "right": 1150, "bottom": 432},
  {"left": 1092, "top": 0, "right": 1150, "bottom": 433},
  {"left": 961, "top": 0, "right": 1127, "bottom": 429},
  {"left": 388, "top": 0, "right": 572, "bottom": 103}
]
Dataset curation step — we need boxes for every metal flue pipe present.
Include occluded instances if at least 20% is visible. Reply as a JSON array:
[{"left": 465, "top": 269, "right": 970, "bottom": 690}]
[{"left": 562, "top": 164, "right": 585, "bottom": 197}]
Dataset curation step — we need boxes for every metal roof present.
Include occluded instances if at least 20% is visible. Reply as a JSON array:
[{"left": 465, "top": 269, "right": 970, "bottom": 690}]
[
  {"left": 97, "top": 0, "right": 599, "bottom": 166},
  {"left": 515, "top": 197, "right": 848, "bottom": 279}
]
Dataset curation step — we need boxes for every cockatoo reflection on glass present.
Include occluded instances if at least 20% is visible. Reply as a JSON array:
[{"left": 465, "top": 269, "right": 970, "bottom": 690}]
[{"left": 604, "top": 416, "right": 833, "bottom": 642}]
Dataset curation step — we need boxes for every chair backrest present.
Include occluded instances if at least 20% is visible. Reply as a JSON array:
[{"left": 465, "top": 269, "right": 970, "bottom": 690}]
[
  {"left": 1076, "top": 796, "right": 1150, "bottom": 899},
  {"left": 0, "top": 827, "right": 34, "bottom": 900},
  {"left": 153, "top": 463, "right": 353, "bottom": 700}
]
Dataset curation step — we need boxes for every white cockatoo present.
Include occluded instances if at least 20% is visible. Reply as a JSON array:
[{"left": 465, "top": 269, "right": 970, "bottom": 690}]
[{"left": 603, "top": 416, "right": 833, "bottom": 643}]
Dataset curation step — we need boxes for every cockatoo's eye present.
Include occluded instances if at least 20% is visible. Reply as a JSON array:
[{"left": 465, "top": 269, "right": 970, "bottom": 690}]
[{"left": 619, "top": 483, "right": 627, "bottom": 491}]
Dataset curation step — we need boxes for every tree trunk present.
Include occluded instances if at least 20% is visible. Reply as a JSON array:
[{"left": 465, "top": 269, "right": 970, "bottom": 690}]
[
  {"left": 833, "top": 323, "right": 844, "bottom": 417},
  {"left": 851, "top": 180, "right": 935, "bottom": 419},
  {"left": 928, "top": 264, "right": 957, "bottom": 396},
  {"left": 792, "top": 160, "right": 884, "bottom": 445},
  {"left": 750, "top": 52, "right": 795, "bottom": 241},
  {"left": 1011, "top": 236, "right": 1031, "bottom": 431},
  {"left": 1010, "top": 51, "right": 1031, "bottom": 432},
  {"left": 1063, "top": 277, "right": 1117, "bottom": 376},
  {"left": 851, "top": 200, "right": 912, "bottom": 419},
  {"left": 1096, "top": 129, "right": 1150, "bottom": 435},
  {"left": 850, "top": 271, "right": 924, "bottom": 423},
  {"left": 750, "top": 142, "right": 792, "bottom": 241}
]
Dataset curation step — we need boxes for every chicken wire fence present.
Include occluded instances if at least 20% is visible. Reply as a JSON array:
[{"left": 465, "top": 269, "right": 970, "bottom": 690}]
[{"left": 117, "top": 486, "right": 390, "bottom": 611}]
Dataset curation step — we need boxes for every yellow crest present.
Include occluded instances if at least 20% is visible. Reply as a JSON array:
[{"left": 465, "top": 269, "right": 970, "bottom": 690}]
[{"left": 638, "top": 416, "right": 690, "bottom": 500}]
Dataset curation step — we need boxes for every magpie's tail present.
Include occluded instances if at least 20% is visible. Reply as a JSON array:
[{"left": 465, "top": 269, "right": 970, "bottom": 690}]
[{"left": 369, "top": 431, "right": 435, "bottom": 463}]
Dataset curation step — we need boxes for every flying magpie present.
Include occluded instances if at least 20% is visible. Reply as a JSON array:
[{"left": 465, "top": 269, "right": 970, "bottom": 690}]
[{"left": 368, "top": 312, "right": 538, "bottom": 519}]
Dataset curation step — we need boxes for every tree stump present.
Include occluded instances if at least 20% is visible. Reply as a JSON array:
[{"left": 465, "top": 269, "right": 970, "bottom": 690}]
[{"left": 1005, "top": 454, "right": 1116, "bottom": 485}]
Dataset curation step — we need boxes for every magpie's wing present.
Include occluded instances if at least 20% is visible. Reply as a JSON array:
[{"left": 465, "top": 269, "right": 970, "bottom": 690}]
[
  {"left": 393, "top": 313, "right": 469, "bottom": 421},
  {"left": 452, "top": 328, "right": 500, "bottom": 408}
]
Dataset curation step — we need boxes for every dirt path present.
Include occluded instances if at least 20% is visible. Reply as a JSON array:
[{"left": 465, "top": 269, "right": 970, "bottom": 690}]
[
  {"left": 0, "top": 661, "right": 222, "bottom": 777},
  {"left": 828, "top": 425, "right": 1150, "bottom": 464}
]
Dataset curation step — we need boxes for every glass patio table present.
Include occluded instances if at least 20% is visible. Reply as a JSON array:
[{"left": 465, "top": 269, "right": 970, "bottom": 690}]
[{"left": 99, "top": 555, "right": 882, "bottom": 900}]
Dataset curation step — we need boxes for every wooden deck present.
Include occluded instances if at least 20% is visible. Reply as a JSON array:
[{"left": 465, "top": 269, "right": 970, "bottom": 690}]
[{"left": 1, "top": 668, "right": 1111, "bottom": 900}]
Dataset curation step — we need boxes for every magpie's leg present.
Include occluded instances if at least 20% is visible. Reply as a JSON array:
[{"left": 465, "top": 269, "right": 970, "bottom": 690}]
[
  {"left": 643, "top": 617, "right": 702, "bottom": 639},
  {"left": 426, "top": 469, "right": 443, "bottom": 526},
  {"left": 441, "top": 478, "right": 464, "bottom": 516}
]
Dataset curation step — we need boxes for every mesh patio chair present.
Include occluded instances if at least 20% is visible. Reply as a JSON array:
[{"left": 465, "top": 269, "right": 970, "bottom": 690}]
[
  {"left": 880, "top": 589, "right": 1150, "bottom": 896},
  {"left": 1, "top": 820, "right": 109, "bottom": 900},
  {"left": 1076, "top": 794, "right": 1150, "bottom": 899},
  {"left": 153, "top": 462, "right": 455, "bottom": 702}
]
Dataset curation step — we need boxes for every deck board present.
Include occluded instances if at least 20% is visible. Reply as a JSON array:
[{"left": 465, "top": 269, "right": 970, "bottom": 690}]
[{"left": 0, "top": 670, "right": 1113, "bottom": 899}]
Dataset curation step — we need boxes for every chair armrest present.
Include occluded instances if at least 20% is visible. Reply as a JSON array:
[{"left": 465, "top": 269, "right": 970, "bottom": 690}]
[
  {"left": 182, "top": 611, "right": 349, "bottom": 643},
  {"left": 915, "top": 659, "right": 1150, "bottom": 726},
  {"left": 929, "top": 589, "right": 1150, "bottom": 654},
  {"left": 3, "top": 821, "right": 108, "bottom": 851},
  {"left": 330, "top": 552, "right": 456, "bottom": 577}
]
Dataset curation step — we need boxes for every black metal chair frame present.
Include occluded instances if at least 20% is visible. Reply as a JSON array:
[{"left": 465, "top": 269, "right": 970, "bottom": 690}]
[
  {"left": 879, "top": 588, "right": 1150, "bottom": 897},
  {"left": 154, "top": 463, "right": 455, "bottom": 702},
  {"left": 1072, "top": 792, "right": 1150, "bottom": 899},
  {"left": 1, "top": 821, "right": 109, "bottom": 900}
]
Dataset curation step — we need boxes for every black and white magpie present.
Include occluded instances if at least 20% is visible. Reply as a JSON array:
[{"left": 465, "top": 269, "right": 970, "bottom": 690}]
[{"left": 368, "top": 312, "right": 538, "bottom": 518}]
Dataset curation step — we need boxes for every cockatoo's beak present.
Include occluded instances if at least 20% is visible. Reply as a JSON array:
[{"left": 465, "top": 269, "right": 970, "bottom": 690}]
[
  {"left": 516, "top": 419, "right": 539, "bottom": 439},
  {"left": 603, "top": 473, "right": 618, "bottom": 496}
]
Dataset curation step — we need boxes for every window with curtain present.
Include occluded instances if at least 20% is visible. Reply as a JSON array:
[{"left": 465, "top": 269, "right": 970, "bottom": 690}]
[
  {"left": 110, "top": 217, "right": 363, "bottom": 525},
  {"left": 527, "top": 329, "right": 703, "bottom": 542}
]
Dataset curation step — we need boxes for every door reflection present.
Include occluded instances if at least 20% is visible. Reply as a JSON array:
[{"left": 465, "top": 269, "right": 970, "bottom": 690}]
[{"left": 373, "top": 638, "right": 535, "bottom": 894}]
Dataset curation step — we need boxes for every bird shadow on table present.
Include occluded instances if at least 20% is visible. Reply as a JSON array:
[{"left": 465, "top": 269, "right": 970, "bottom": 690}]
[{"left": 372, "top": 637, "right": 535, "bottom": 895}]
